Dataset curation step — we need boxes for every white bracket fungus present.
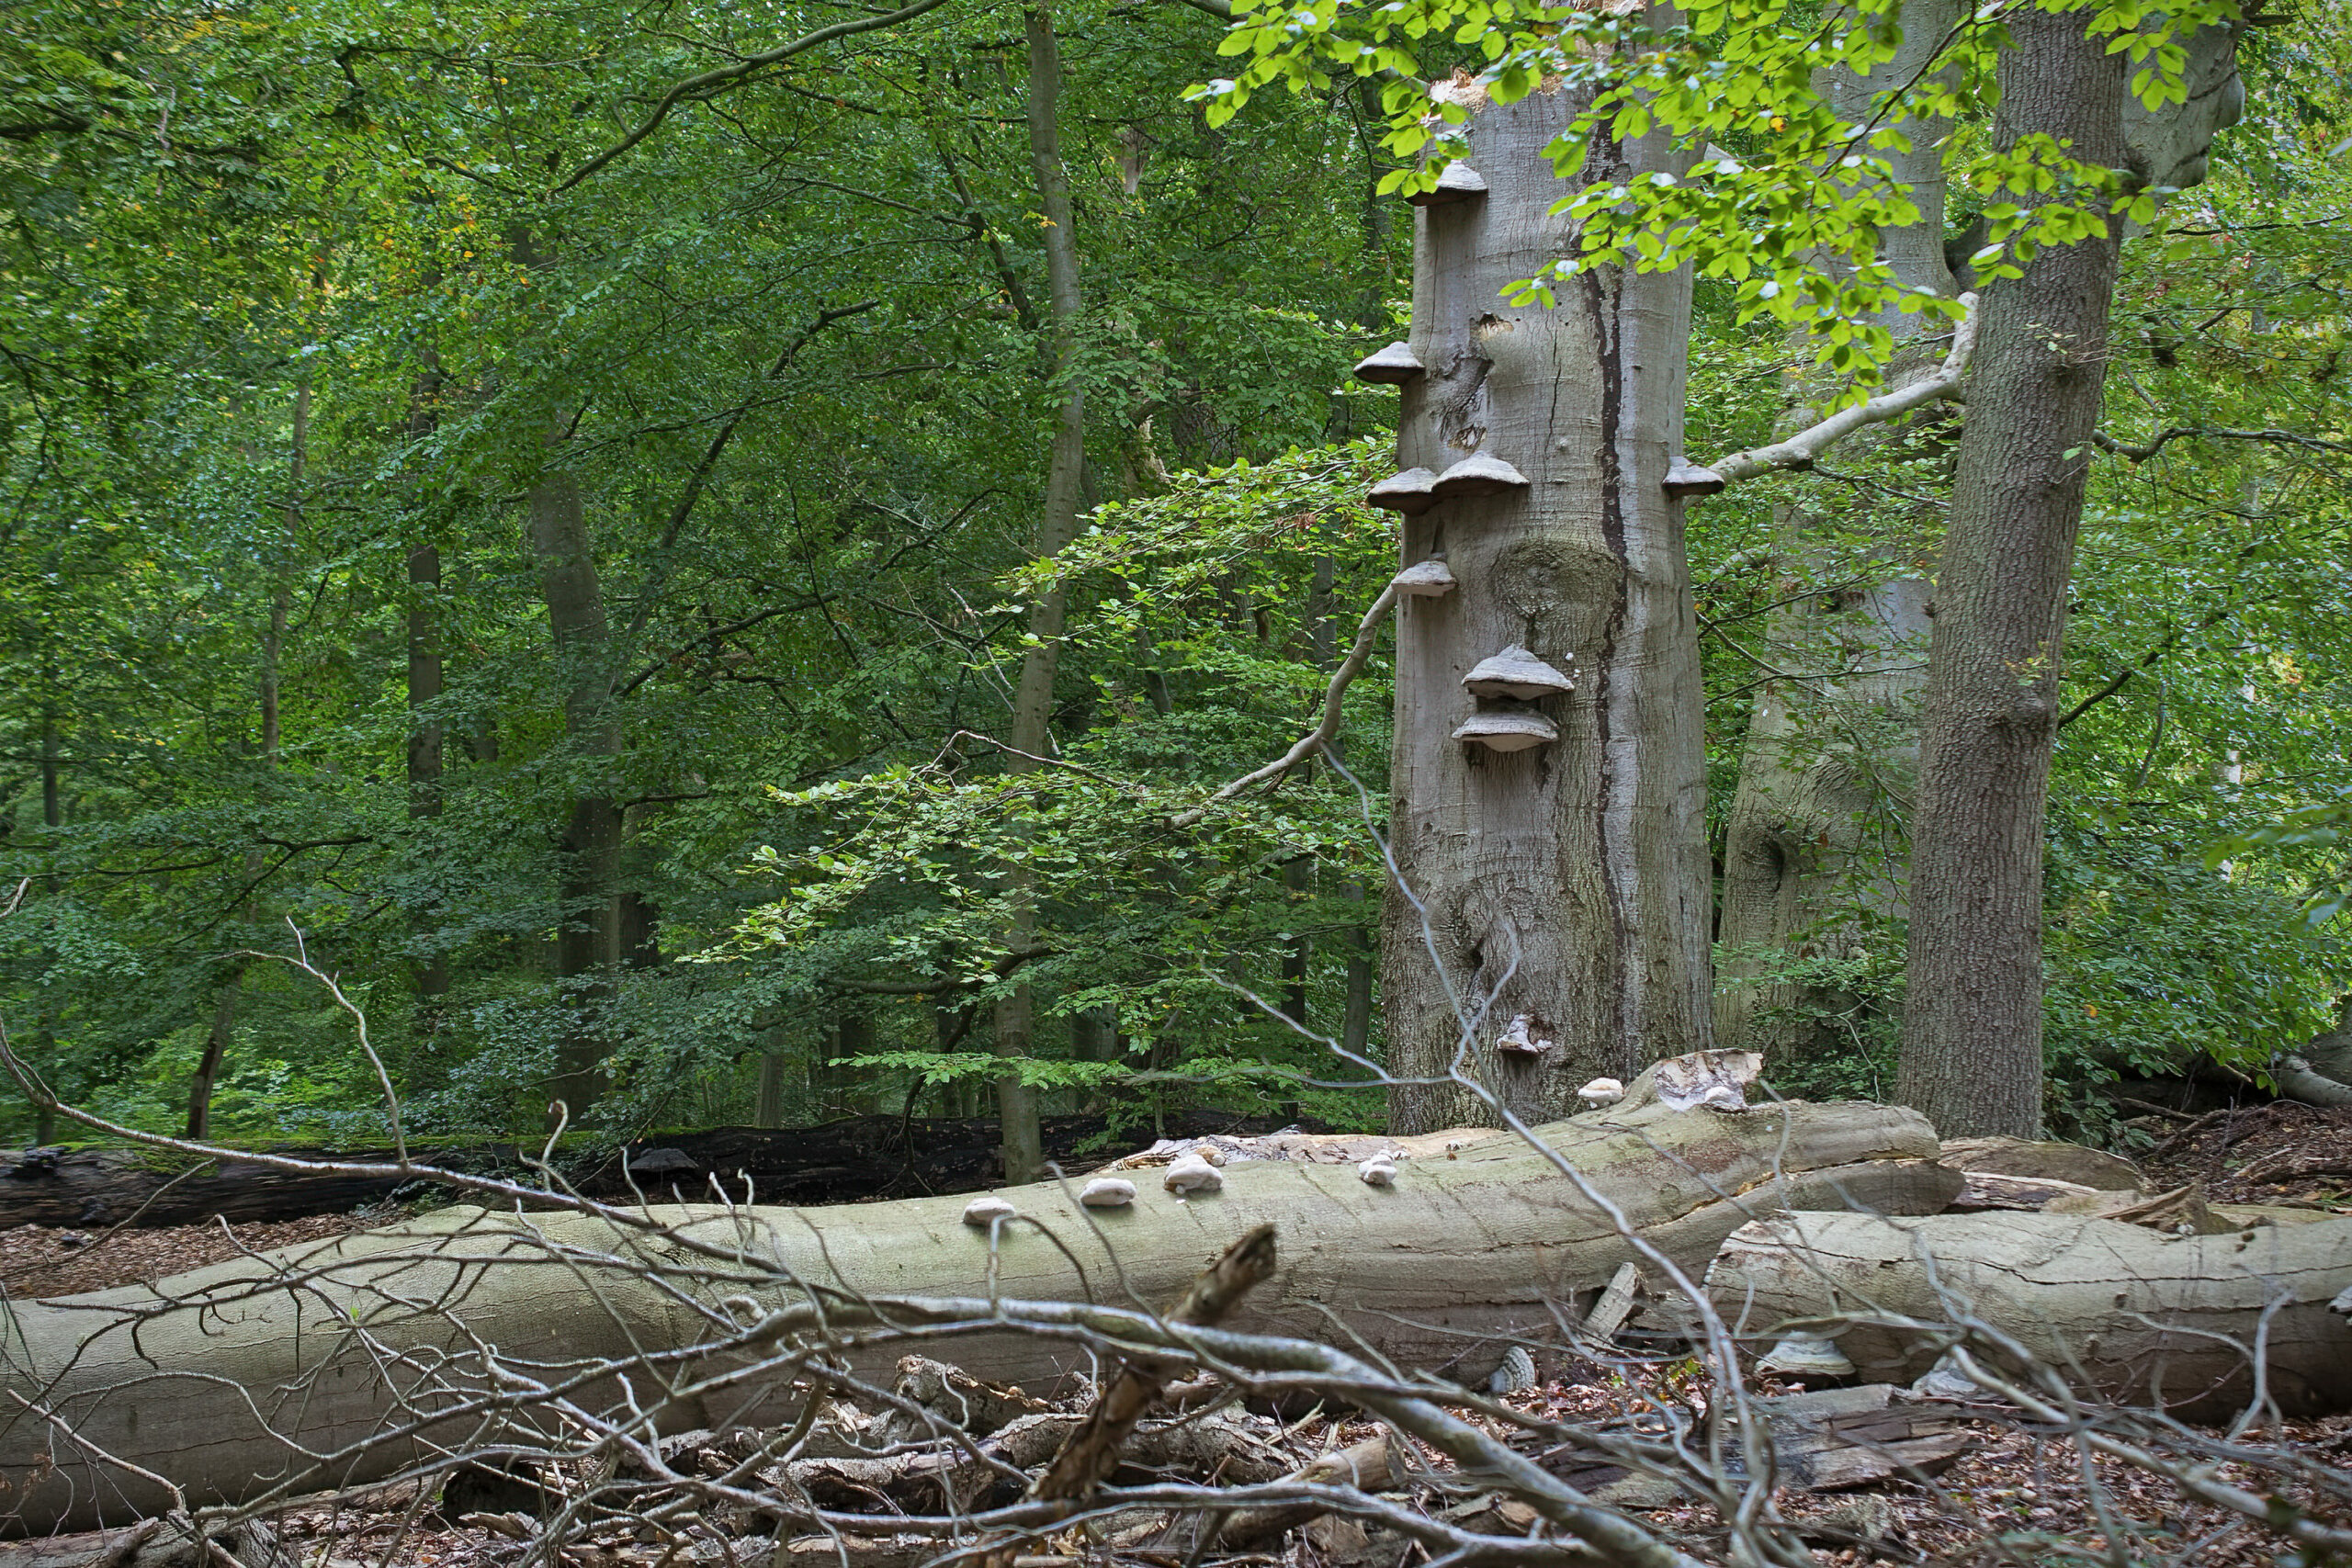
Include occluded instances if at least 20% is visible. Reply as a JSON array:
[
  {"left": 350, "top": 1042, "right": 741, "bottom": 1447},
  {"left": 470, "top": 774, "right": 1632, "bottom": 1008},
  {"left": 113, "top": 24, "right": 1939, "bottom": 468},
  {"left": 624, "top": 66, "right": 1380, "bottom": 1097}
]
[
  {"left": 1079, "top": 1177, "right": 1136, "bottom": 1208},
  {"left": 1577, "top": 1076, "right": 1625, "bottom": 1108},
  {"left": 1663, "top": 456, "right": 1727, "bottom": 498},
  {"left": 1162, "top": 1154, "right": 1223, "bottom": 1198},
  {"left": 1407, "top": 163, "right": 1489, "bottom": 207},
  {"left": 1352, "top": 342, "right": 1426, "bottom": 385},
  {"left": 1430, "top": 453, "right": 1530, "bottom": 501},
  {"left": 1462, "top": 645, "right": 1575, "bottom": 700},
  {"left": 1391, "top": 558, "right": 1458, "bottom": 598},
  {"left": 1357, "top": 1156, "right": 1397, "bottom": 1187},
  {"left": 1452, "top": 712, "right": 1558, "bottom": 752},
  {"left": 962, "top": 1195, "right": 1017, "bottom": 1227},
  {"left": 1368, "top": 468, "right": 1440, "bottom": 514}
]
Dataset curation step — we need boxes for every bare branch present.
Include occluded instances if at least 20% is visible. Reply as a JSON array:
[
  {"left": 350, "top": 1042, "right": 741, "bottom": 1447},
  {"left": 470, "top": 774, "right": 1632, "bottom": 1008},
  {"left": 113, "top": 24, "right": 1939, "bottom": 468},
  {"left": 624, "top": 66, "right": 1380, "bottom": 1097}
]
[
  {"left": 1709, "top": 292, "right": 1979, "bottom": 485},
  {"left": 1170, "top": 583, "right": 1397, "bottom": 828}
]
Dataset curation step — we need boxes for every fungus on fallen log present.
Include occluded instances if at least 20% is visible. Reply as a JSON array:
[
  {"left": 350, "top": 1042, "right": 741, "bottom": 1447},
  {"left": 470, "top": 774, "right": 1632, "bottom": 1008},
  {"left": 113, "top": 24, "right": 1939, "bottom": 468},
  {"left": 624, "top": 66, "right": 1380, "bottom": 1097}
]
[
  {"left": 1462, "top": 645, "right": 1575, "bottom": 700},
  {"left": 1406, "top": 162, "right": 1488, "bottom": 207},
  {"left": 1390, "top": 558, "right": 1458, "bottom": 597},
  {"left": 1367, "top": 468, "right": 1440, "bottom": 514},
  {"left": 0, "top": 1096, "right": 1962, "bottom": 1532},
  {"left": 1430, "top": 452, "right": 1530, "bottom": 501},
  {"left": 1351, "top": 342, "right": 1426, "bottom": 385},
  {"left": 1452, "top": 712, "right": 1558, "bottom": 753}
]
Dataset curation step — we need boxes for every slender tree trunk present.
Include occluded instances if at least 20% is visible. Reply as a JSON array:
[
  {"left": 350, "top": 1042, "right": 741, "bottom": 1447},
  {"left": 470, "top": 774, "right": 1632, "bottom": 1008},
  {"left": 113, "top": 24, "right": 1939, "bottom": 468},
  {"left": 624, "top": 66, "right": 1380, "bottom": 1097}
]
[
  {"left": 33, "top": 699, "right": 61, "bottom": 1145},
  {"left": 1713, "top": 0, "right": 1955, "bottom": 1055},
  {"left": 1894, "top": 6, "right": 2129, "bottom": 1138},
  {"left": 528, "top": 465, "right": 624, "bottom": 1121},
  {"left": 189, "top": 381, "right": 307, "bottom": 1141},
  {"left": 408, "top": 544, "right": 448, "bottom": 1007},
  {"left": 989, "top": 2, "right": 1088, "bottom": 1186},
  {"left": 1381, "top": 72, "right": 1711, "bottom": 1132}
]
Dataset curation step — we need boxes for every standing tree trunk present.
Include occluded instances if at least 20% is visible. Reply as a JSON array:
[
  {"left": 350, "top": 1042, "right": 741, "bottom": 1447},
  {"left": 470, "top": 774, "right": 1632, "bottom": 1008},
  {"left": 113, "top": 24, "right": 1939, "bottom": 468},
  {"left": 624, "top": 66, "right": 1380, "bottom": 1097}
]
[
  {"left": 528, "top": 464, "right": 624, "bottom": 1121},
  {"left": 1894, "top": 6, "right": 2129, "bottom": 1138},
  {"left": 1381, "top": 76, "right": 1711, "bottom": 1133},
  {"left": 1713, "top": 0, "right": 1955, "bottom": 1056},
  {"left": 188, "top": 379, "right": 307, "bottom": 1142},
  {"left": 408, "top": 543, "right": 447, "bottom": 1008},
  {"left": 990, "top": 1, "right": 1088, "bottom": 1186},
  {"left": 32, "top": 694, "right": 62, "bottom": 1145}
]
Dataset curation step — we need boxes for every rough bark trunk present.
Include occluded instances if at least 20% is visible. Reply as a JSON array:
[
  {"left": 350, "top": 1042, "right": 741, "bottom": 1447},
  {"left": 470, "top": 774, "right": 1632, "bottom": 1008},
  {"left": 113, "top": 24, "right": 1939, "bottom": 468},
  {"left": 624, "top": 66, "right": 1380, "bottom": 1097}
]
[
  {"left": 990, "top": 2, "right": 1088, "bottom": 1186},
  {"left": 0, "top": 1098, "right": 1953, "bottom": 1531},
  {"left": 1894, "top": 7, "right": 2129, "bottom": 1139},
  {"left": 1707, "top": 1209, "right": 2352, "bottom": 1419},
  {"left": 408, "top": 542, "right": 448, "bottom": 1007},
  {"left": 32, "top": 700, "right": 61, "bottom": 1145},
  {"left": 528, "top": 465, "right": 624, "bottom": 1118},
  {"left": 1382, "top": 73, "right": 1711, "bottom": 1131},
  {"left": 1713, "top": 0, "right": 1955, "bottom": 1054}
]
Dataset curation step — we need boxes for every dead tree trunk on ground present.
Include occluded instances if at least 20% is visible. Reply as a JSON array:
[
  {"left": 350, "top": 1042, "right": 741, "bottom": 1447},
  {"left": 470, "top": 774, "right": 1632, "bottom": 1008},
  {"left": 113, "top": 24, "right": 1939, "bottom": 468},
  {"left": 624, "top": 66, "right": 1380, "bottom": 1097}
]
[{"left": 0, "top": 1098, "right": 1951, "bottom": 1530}]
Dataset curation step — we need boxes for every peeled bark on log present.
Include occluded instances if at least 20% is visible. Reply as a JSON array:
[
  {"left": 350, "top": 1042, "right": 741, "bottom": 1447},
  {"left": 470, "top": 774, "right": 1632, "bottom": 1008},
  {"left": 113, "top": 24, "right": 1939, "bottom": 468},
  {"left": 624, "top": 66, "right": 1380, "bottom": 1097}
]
[
  {"left": 0, "top": 1099, "right": 1951, "bottom": 1532},
  {"left": 1706, "top": 1210, "right": 2352, "bottom": 1418}
]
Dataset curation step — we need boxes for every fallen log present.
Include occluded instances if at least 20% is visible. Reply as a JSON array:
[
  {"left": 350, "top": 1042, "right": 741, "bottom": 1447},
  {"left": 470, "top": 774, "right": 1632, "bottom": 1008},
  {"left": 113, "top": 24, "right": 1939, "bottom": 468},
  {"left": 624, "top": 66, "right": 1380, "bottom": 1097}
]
[
  {"left": 1705, "top": 1210, "right": 2352, "bottom": 1419},
  {"left": 0, "top": 1097, "right": 1951, "bottom": 1533}
]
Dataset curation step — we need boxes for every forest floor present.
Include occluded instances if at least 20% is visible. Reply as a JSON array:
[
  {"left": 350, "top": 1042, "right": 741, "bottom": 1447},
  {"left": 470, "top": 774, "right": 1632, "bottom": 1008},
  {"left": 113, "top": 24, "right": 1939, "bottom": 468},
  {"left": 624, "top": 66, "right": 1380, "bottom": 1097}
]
[{"left": 2138, "top": 1100, "right": 2352, "bottom": 1207}]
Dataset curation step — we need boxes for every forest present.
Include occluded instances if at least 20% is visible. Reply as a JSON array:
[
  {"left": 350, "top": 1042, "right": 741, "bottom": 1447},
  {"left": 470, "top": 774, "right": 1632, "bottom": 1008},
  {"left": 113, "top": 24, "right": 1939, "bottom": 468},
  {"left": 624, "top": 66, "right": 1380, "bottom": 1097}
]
[{"left": 4, "top": 0, "right": 2352, "bottom": 1562}]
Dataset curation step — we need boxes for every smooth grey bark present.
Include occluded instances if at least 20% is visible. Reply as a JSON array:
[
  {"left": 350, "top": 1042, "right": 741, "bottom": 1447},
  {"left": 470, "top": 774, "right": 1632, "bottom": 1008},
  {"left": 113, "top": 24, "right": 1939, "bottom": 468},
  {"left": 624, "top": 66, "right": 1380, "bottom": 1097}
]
[
  {"left": 1894, "top": 6, "right": 2130, "bottom": 1139},
  {"left": 1382, "top": 76, "right": 1711, "bottom": 1132},
  {"left": 1713, "top": 0, "right": 1955, "bottom": 1055},
  {"left": 528, "top": 465, "right": 625, "bottom": 1119},
  {"left": 0, "top": 1098, "right": 1951, "bottom": 1531},
  {"left": 991, "top": 3, "right": 1088, "bottom": 1186}
]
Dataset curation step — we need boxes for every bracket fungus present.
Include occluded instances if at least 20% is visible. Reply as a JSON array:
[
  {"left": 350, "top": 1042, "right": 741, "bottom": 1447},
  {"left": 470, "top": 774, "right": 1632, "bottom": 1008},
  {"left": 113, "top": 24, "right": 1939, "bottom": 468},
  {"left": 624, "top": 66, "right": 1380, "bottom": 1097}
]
[
  {"left": 1162, "top": 1154, "right": 1223, "bottom": 1198},
  {"left": 1351, "top": 342, "right": 1426, "bottom": 385},
  {"left": 1079, "top": 1177, "right": 1136, "bottom": 1209},
  {"left": 1390, "top": 558, "right": 1458, "bottom": 598},
  {"left": 1430, "top": 453, "right": 1530, "bottom": 501},
  {"left": 1368, "top": 468, "right": 1440, "bottom": 515},
  {"left": 1758, "top": 1333, "right": 1856, "bottom": 1381},
  {"left": 1407, "top": 162, "right": 1488, "bottom": 207},
  {"left": 1357, "top": 1156, "right": 1397, "bottom": 1187},
  {"left": 1495, "top": 1014, "right": 1552, "bottom": 1055},
  {"left": 1462, "top": 645, "right": 1575, "bottom": 700},
  {"left": 1452, "top": 712, "right": 1558, "bottom": 753},
  {"left": 1577, "top": 1076, "right": 1626, "bottom": 1108},
  {"left": 961, "top": 1195, "right": 1017, "bottom": 1227},
  {"left": 1662, "top": 457, "right": 1727, "bottom": 499}
]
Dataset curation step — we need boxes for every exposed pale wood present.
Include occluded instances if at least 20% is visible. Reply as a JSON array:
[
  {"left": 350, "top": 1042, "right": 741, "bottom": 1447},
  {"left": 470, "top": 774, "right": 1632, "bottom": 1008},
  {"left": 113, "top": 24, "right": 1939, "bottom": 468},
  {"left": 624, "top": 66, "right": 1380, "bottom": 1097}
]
[
  {"left": 0, "top": 1099, "right": 1952, "bottom": 1531},
  {"left": 1707, "top": 1210, "right": 2352, "bottom": 1417},
  {"left": 1580, "top": 1263, "right": 1643, "bottom": 1343}
]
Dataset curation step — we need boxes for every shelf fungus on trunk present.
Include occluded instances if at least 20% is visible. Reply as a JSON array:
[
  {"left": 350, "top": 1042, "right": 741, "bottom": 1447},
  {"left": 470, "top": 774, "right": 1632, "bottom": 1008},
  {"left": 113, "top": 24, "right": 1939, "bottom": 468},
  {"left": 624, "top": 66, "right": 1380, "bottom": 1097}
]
[
  {"left": 1462, "top": 645, "right": 1576, "bottom": 701},
  {"left": 1662, "top": 457, "right": 1726, "bottom": 499},
  {"left": 1391, "top": 558, "right": 1458, "bottom": 597},
  {"left": 1430, "top": 453, "right": 1530, "bottom": 501},
  {"left": 1757, "top": 1333, "right": 1857, "bottom": 1381},
  {"left": 1496, "top": 1014, "right": 1553, "bottom": 1055},
  {"left": 1452, "top": 712, "right": 1559, "bottom": 753},
  {"left": 1407, "top": 161, "right": 1489, "bottom": 207},
  {"left": 1577, "top": 1077, "right": 1625, "bottom": 1109},
  {"left": 1368, "top": 468, "right": 1441, "bottom": 514},
  {"left": 1162, "top": 1155, "right": 1223, "bottom": 1197},
  {"left": 1352, "top": 342, "right": 1427, "bottom": 385}
]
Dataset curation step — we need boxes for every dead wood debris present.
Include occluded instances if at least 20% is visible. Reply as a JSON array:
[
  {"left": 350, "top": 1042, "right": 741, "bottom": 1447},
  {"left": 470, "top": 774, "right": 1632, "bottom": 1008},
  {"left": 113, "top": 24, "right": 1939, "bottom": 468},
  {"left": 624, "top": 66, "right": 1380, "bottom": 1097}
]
[{"left": 2139, "top": 1101, "right": 2352, "bottom": 1210}]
